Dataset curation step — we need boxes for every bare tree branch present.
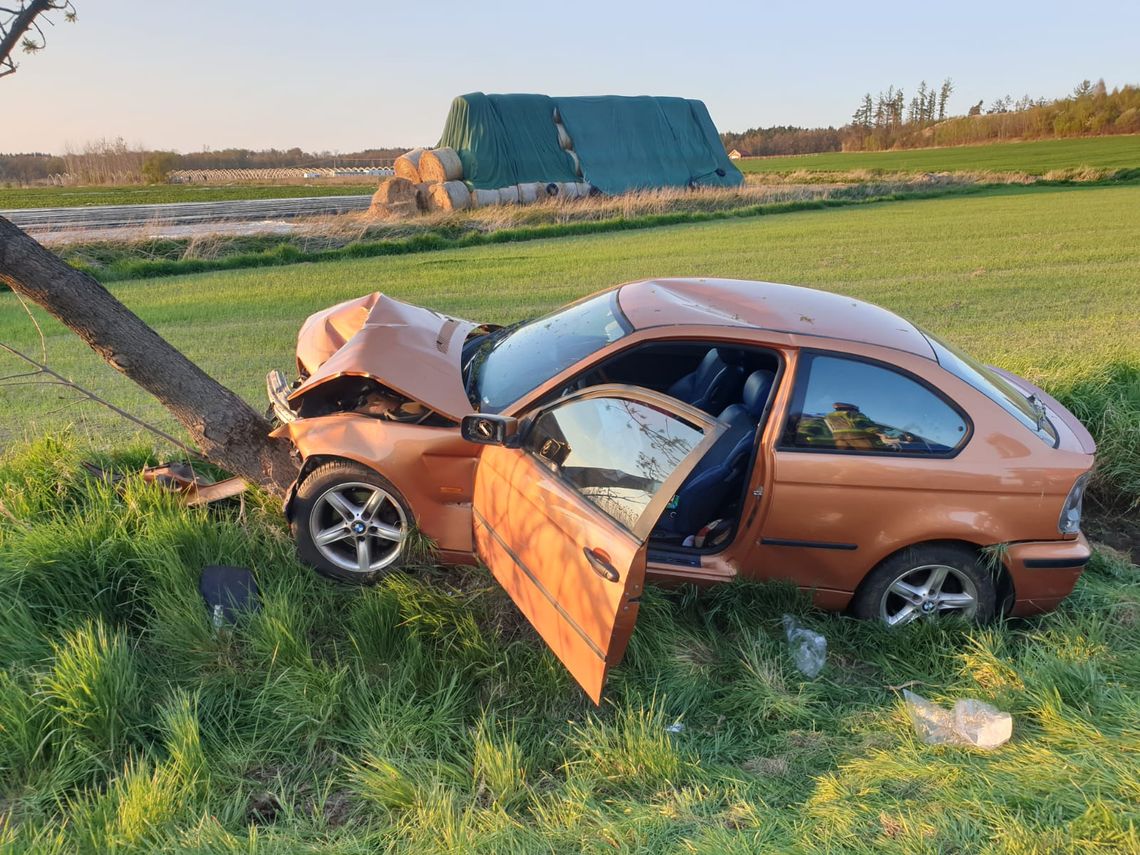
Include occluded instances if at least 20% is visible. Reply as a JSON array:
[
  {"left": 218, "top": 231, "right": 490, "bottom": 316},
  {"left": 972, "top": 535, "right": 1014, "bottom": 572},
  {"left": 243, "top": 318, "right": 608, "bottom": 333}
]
[{"left": 0, "top": 0, "right": 75, "bottom": 78}]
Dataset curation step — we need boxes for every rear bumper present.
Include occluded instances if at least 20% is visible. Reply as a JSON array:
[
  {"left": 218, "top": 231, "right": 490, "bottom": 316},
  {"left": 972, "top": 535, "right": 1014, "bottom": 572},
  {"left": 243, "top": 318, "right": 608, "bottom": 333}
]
[{"left": 1005, "top": 533, "right": 1091, "bottom": 616}]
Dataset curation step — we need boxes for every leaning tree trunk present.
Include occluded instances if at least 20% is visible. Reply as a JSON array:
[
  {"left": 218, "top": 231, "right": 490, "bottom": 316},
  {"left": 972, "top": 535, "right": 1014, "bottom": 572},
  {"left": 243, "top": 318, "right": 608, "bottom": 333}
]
[{"left": 0, "top": 216, "right": 299, "bottom": 495}]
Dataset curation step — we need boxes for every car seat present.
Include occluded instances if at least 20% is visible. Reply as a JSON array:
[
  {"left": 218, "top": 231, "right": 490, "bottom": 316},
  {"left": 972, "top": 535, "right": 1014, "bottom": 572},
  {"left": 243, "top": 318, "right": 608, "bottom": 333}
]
[
  {"left": 667, "top": 348, "right": 746, "bottom": 413},
  {"left": 656, "top": 369, "right": 775, "bottom": 538}
]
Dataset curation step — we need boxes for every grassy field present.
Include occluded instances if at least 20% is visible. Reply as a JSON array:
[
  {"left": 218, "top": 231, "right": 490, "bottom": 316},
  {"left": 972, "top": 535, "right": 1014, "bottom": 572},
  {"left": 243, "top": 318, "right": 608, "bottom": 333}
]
[
  {"left": 0, "top": 184, "right": 376, "bottom": 210},
  {"left": 735, "top": 135, "right": 1140, "bottom": 176},
  {"left": 3, "top": 182, "right": 1137, "bottom": 501},
  {"left": 1, "top": 182, "right": 1138, "bottom": 851}
]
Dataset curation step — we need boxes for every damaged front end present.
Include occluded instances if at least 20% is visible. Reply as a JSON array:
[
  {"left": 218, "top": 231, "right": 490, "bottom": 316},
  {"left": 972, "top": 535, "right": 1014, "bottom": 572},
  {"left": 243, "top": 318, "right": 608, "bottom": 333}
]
[
  {"left": 267, "top": 291, "right": 499, "bottom": 430},
  {"left": 265, "top": 293, "right": 497, "bottom": 549},
  {"left": 267, "top": 368, "right": 455, "bottom": 428}
]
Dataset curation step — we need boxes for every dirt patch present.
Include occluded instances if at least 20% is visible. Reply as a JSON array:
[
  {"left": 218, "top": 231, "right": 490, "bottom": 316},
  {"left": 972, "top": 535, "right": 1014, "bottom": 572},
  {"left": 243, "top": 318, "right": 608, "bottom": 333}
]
[{"left": 1085, "top": 511, "right": 1140, "bottom": 565}]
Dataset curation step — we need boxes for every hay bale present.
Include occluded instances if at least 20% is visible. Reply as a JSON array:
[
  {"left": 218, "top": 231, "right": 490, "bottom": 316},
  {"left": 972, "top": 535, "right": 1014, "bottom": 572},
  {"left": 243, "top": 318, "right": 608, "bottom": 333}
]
[
  {"left": 428, "top": 180, "right": 470, "bottom": 212},
  {"left": 470, "top": 187, "right": 500, "bottom": 208},
  {"left": 556, "top": 122, "right": 573, "bottom": 151},
  {"left": 559, "top": 182, "right": 581, "bottom": 200},
  {"left": 370, "top": 177, "right": 418, "bottom": 215},
  {"left": 543, "top": 182, "right": 560, "bottom": 198},
  {"left": 419, "top": 147, "right": 463, "bottom": 183},
  {"left": 413, "top": 182, "right": 433, "bottom": 211},
  {"left": 516, "top": 182, "right": 541, "bottom": 204},
  {"left": 394, "top": 148, "right": 425, "bottom": 182},
  {"left": 576, "top": 182, "right": 593, "bottom": 198},
  {"left": 497, "top": 185, "right": 520, "bottom": 205}
]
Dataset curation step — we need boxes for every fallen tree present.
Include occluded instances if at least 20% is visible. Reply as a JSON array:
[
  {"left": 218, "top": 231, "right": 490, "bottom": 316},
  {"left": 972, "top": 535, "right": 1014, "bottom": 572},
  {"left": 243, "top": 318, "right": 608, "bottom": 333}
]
[{"left": 0, "top": 216, "right": 299, "bottom": 495}]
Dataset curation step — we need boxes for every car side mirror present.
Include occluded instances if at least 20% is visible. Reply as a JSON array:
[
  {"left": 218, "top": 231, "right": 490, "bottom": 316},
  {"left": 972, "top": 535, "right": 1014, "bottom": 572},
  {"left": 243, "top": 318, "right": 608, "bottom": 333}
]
[{"left": 461, "top": 414, "right": 519, "bottom": 446}]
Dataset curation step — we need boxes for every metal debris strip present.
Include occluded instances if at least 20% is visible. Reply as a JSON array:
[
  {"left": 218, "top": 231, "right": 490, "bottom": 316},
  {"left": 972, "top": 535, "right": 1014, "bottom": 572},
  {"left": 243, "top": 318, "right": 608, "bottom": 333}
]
[{"left": 82, "top": 460, "right": 247, "bottom": 507}]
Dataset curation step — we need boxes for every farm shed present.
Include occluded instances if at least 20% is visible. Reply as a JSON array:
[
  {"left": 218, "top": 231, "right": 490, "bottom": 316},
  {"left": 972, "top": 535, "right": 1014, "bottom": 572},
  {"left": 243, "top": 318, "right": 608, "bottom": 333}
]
[{"left": 436, "top": 93, "right": 743, "bottom": 195}]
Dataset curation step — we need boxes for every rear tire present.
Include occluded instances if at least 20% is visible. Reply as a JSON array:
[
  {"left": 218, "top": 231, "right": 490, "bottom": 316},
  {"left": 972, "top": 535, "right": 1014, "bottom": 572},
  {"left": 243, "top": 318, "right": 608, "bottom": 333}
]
[
  {"left": 851, "top": 543, "right": 996, "bottom": 626},
  {"left": 292, "top": 460, "right": 412, "bottom": 585}
]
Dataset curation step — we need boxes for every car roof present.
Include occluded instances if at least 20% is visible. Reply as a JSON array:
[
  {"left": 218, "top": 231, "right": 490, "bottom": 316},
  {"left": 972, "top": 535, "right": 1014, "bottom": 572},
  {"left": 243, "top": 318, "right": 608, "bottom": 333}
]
[{"left": 616, "top": 278, "right": 936, "bottom": 359}]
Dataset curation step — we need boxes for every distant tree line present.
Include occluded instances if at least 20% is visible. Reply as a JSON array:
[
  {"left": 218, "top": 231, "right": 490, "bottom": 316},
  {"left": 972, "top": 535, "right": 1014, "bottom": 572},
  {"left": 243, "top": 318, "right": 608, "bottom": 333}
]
[
  {"left": 1, "top": 142, "right": 410, "bottom": 185},
  {"left": 720, "top": 125, "right": 842, "bottom": 157},
  {"left": 721, "top": 79, "right": 1140, "bottom": 158}
]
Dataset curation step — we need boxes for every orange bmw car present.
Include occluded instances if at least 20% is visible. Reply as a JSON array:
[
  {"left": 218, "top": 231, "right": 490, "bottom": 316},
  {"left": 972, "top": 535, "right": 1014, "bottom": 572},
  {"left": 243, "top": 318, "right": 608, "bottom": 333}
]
[{"left": 268, "top": 279, "right": 1095, "bottom": 702}]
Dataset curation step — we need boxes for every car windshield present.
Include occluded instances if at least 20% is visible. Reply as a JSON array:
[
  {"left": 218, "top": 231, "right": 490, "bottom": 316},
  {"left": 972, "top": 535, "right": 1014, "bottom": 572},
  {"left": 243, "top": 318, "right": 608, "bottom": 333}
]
[
  {"left": 466, "top": 292, "right": 631, "bottom": 412},
  {"left": 922, "top": 331, "right": 1058, "bottom": 446}
]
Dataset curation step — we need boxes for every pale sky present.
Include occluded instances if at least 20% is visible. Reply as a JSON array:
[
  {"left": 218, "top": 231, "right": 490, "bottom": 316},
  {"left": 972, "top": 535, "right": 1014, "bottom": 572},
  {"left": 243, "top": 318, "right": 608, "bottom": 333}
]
[{"left": 3, "top": 0, "right": 1138, "bottom": 154}]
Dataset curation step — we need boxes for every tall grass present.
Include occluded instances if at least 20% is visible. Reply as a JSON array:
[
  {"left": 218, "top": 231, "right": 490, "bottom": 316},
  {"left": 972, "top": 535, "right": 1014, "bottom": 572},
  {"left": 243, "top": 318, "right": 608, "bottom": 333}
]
[{"left": 0, "top": 436, "right": 1137, "bottom": 851}]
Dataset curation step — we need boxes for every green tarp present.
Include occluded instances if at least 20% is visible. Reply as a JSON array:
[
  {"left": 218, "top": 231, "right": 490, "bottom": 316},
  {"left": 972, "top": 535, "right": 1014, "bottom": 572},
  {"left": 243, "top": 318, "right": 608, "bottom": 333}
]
[{"left": 436, "top": 93, "right": 743, "bottom": 194}]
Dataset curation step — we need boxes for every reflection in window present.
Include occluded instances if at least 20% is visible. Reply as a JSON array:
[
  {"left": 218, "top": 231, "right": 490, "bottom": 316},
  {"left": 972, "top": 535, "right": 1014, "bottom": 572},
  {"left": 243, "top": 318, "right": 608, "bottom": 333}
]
[
  {"left": 527, "top": 397, "right": 705, "bottom": 530},
  {"left": 786, "top": 355, "right": 967, "bottom": 454}
]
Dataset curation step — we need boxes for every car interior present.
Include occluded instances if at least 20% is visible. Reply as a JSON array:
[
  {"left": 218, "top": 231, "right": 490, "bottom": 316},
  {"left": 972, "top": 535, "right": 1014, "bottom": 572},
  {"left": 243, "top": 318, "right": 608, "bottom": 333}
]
[{"left": 567, "top": 342, "right": 781, "bottom": 555}]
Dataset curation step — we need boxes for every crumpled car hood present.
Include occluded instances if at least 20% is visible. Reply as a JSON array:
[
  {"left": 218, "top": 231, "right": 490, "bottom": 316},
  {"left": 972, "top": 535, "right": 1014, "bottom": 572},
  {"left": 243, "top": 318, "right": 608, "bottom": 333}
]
[{"left": 289, "top": 293, "right": 477, "bottom": 421}]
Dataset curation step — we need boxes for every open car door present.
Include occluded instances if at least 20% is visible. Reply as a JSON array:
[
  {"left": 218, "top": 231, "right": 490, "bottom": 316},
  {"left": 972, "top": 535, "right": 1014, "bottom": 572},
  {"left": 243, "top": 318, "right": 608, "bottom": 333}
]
[{"left": 471, "top": 386, "right": 723, "bottom": 703}]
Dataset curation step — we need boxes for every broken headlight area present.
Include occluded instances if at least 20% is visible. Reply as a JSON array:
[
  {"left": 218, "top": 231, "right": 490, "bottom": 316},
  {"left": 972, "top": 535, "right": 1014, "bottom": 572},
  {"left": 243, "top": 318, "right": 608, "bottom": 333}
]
[{"left": 266, "top": 370, "right": 455, "bottom": 428}]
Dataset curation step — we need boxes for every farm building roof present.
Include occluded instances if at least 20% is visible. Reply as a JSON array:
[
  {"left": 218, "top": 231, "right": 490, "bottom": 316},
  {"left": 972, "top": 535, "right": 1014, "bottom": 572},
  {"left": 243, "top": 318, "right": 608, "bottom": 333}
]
[{"left": 436, "top": 93, "right": 743, "bottom": 194}]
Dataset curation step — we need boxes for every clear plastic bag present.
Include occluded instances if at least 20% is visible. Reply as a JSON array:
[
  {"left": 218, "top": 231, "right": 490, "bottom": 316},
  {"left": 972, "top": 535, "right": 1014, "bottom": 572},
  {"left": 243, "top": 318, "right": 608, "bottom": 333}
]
[
  {"left": 782, "top": 615, "right": 827, "bottom": 678},
  {"left": 903, "top": 690, "right": 1012, "bottom": 749}
]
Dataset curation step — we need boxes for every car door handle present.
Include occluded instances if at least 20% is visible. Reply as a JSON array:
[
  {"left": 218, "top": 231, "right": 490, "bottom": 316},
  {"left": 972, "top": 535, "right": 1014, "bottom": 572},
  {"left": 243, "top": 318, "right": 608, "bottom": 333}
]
[{"left": 583, "top": 547, "right": 620, "bottom": 582}]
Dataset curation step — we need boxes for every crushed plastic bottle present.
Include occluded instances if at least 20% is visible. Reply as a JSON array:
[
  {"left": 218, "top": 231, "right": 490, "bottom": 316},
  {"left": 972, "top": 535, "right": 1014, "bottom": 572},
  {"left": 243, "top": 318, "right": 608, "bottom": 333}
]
[
  {"left": 665, "top": 722, "right": 685, "bottom": 734},
  {"left": 903, "top": 690, "right": 1012, "bottom": 749},
  {"left": 782, "top": 614, "right": 827, "bottom": 678}
]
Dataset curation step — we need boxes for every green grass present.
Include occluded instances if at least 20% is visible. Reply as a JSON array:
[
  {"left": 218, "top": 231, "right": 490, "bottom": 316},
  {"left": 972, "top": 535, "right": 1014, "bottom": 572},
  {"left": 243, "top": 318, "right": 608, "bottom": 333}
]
[
  {"left": 736, "top": 135, "right": 1140, "bottom": 176},
  {"left": 0, "top": 436, "right": 1137, "bottom": 853},
  {"left": 1, "top": 183, "right": 1139, "bottom": 850},
  {"left": 3, "top": 182, "right": 1138, "bottom": 506},
  {"left": 0, "top": 184, "right": 375, "bottom": 209}
]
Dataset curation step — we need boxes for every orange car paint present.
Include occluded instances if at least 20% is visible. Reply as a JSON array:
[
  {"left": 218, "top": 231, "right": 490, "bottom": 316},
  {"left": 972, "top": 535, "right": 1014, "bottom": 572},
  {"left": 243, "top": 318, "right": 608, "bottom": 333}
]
[{"left": 278, "top": 279, "right": 1096, "bottom": 698}]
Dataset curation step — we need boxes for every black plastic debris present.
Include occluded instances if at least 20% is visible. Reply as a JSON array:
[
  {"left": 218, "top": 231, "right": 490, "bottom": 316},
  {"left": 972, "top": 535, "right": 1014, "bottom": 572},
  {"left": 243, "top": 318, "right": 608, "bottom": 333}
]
[{"left": 199, "top": 565, "right": 260, "bottom": 628}]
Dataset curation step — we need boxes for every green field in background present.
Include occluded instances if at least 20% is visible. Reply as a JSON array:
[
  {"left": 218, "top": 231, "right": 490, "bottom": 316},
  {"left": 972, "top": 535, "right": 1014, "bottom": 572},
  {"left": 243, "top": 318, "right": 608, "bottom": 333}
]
[
  {"left": 735, "top": 135, "right": 1140, "bottom": 175},
  {"left": 3, "top": 183, "right": 1136, "bottom": 449},
  {"left": 0, "top": 183, "right": 376, "bottom": 209}
]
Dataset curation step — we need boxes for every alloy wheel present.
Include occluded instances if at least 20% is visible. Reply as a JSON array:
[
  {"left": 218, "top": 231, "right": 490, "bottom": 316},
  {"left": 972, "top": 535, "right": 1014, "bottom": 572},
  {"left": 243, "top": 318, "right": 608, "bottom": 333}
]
[
  {"left": 308, "top": 481, "right": 407, "bottom": 574},
  {"left": 878, "top": 563, "right": 978, "bottom": 626}
]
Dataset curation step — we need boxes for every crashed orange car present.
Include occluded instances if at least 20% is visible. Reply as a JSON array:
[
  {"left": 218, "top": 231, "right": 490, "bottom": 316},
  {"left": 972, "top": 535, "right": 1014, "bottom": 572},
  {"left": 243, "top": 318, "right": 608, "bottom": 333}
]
[{"left": 267, "top": 279, "right": 1095, "bottom": 702}]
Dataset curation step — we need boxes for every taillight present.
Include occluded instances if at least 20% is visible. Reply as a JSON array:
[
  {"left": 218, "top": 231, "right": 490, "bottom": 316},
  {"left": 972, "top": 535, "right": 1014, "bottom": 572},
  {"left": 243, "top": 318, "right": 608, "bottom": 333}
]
[{"left": 1058, "top": 473, "right": 1090, "bottom": 535}]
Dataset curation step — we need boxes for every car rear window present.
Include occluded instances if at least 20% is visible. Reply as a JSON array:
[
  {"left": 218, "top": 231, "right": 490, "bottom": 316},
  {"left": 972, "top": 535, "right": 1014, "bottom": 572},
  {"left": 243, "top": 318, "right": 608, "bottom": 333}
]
[
  {"left": 782, "top": 354, "right": 969, "bottom": 455},
  {"left": 922, "top": 332, "right": 1058, "bottom": 446}
]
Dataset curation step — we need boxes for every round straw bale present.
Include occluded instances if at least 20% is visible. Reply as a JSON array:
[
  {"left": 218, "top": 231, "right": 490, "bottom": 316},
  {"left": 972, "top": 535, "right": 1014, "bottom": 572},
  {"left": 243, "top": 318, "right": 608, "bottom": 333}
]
[
  {"left": 559, "top": 182, "right": 581, "bottom": 200},
  {"left": 394, "top": 148, "right": 425, "bottom": 182},
  {"left": 497, "top": 185, "right": 520, "bottom": 205},
  {"left": 516, "top": 182, "right": 540, "bottom": 204},
  {"left": 470, "top": 187, "right": 500, "bottom": 208},
  {"left": 556, "top": 122, "right": 573, "bottom": 151},
  {"left": 369, "top": 177, "right": 417, "bottom": 214},
  {"left": 576, "top": 182, "right": 593, "bottom": 198},
  {"left": 419, "top": 147, "right": 463, "bottom": 183},
  {"left": 413, "top": 182, "right": 433, "bottom": 212},
  {"left": 543, "top": 182, "right": 560, "bottom": 198},
  {"left": 427, "top": 180, "right": 470, "bottom": 212}
]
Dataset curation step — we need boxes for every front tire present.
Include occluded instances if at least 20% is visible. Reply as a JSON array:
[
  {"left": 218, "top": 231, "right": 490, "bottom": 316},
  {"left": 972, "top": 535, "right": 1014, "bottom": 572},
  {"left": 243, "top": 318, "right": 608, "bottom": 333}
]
[
  {"left": 851, "top": 544, "right": 996, "bottom": 626},
  {"left": 292, "top": 460, "right": 412, "bottom": 585}
]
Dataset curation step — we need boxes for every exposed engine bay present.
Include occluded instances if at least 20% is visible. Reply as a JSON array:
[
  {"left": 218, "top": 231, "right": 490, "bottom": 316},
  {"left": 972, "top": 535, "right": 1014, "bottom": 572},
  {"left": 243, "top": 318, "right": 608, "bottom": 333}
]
[{"left": 266, "top": 370, "right": 455, "bottom": 428}]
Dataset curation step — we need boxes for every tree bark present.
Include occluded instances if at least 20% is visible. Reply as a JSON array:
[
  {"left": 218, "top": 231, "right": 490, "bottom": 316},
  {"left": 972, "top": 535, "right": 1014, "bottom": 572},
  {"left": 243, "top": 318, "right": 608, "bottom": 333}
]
[{"left": 0, "top": 216, "right": 299, "bottom": 495}]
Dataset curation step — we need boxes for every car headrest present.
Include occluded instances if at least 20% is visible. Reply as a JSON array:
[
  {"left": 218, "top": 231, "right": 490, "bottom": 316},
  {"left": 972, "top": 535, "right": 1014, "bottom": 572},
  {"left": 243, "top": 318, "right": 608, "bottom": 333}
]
[
  {"left": 742, "top": 370, "right": 775, "bottom": 418},
  {"left": 714, "top": 347, "right": 745, "bottom": 366}
]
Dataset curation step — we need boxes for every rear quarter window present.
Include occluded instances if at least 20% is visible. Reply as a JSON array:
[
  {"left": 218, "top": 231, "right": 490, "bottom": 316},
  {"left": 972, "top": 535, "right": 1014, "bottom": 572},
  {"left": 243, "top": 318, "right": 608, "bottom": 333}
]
[{"left": 782, "top": 354, "right": 969, "bottom": 455}]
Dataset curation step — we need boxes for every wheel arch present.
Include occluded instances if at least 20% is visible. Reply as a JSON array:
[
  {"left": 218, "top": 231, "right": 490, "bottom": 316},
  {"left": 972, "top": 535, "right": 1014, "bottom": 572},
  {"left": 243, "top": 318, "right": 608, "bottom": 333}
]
[{"left": 851, "top": 538, "right": 1016, "bottom": 615}]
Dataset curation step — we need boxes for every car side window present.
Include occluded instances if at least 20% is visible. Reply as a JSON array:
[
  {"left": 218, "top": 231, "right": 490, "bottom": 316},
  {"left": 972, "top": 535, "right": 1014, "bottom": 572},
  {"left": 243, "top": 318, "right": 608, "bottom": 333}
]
[
  {"left": 526, "top": 396, "right": 707, "bottom": 531},
  {"left": 783, "top": 354, "right": 968, "bottom": 455}
]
